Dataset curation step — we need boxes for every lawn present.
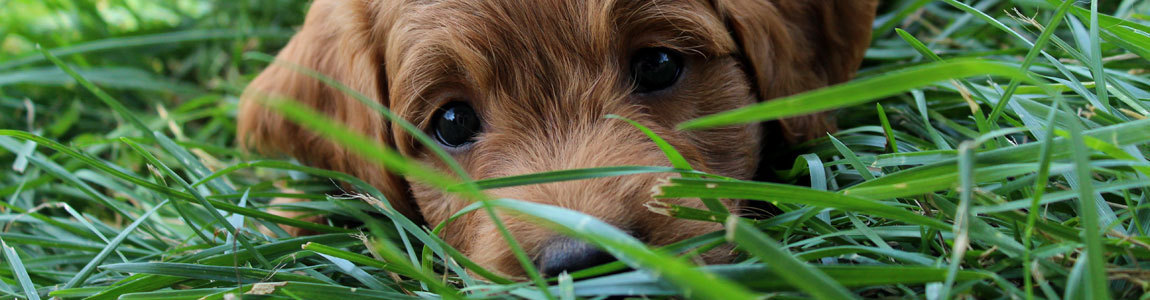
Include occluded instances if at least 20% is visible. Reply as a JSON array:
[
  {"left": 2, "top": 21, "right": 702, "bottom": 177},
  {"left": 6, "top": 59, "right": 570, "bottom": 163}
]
[{"left": 1, "top": 0, "right": 1149, "bottom": 299}]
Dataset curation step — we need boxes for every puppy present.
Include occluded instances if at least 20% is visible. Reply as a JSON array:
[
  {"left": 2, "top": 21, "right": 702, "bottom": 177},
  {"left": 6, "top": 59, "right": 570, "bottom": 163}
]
[{"left": 239, "top": 0, "right": 877, "bottom": 278}]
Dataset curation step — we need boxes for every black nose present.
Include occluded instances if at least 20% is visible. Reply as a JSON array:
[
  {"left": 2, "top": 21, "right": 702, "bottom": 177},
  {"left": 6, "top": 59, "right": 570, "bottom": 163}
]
[{"left": 537, "top": 237, "right": 616, "bottom": 277}]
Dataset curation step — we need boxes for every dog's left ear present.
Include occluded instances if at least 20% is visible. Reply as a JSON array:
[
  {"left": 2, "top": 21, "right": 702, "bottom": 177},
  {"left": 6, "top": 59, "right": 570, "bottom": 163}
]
[{"left": 715, "top": 0, "right": 878, "bottom": 142}]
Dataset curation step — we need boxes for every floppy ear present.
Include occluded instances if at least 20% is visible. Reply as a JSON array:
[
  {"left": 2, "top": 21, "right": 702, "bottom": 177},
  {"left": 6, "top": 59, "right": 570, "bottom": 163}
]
[
  {"left": 715, "top": 0, "right": 878, "bottom": 142},
  {"left": 238, "top": 0, "right": 420, "bottom": 221}
]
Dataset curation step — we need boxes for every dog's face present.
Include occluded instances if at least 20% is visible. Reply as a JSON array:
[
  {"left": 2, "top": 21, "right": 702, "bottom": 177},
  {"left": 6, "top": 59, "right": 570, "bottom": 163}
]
[{"left": 240, "top": 0, "right": 876, "bottom": 277}]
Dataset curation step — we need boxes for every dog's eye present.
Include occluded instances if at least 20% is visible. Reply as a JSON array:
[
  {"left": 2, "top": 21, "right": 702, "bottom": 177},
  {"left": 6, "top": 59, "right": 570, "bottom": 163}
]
[
  {"left": 630, "top": 48, "right": 683, "bottom": 93},
  {"left": 432, "top": 102, "right": 481, "bottom": 148}
]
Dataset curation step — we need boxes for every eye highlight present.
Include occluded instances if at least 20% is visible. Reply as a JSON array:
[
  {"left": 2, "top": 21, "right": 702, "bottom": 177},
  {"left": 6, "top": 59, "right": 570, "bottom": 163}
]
[
  {"left": 432, "top": 102, "right": 481, "bottom": 148},
  {"left": 629, "top": 47, "right": 683, "bottom": 93}
]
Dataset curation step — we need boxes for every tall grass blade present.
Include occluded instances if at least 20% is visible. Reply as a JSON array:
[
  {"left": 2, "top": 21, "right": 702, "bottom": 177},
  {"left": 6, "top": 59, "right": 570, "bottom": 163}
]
[
  {"left": 487, "top": 198, "right": 759, "bottom": 300},
  {"left": 725, "top": 216, "right": 857, "bottom": 300},
  {"left": 679, "top": 60, "right": 1031, "bottom": 130},
  {"left": 63, "top": 200, "right": 169, "bottom": 288},
  {"left": 1, "top": 239, "right": 40, "bottom": 300}
]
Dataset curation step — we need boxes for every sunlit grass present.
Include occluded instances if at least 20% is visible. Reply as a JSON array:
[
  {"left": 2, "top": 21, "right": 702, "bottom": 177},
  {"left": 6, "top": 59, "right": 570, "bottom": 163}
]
[{"left": 1, "top": 0, "right": 1148, "bottom": 299}]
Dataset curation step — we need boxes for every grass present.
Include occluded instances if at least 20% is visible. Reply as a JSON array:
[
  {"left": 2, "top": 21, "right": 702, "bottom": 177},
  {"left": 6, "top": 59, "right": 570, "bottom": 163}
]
[{"left": 1, "top": 0, "right": 1149, "bottom": 298}]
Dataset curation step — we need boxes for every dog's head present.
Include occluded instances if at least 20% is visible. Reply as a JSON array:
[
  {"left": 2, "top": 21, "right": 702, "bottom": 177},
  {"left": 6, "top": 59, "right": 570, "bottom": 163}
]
[{"left": 239, "top": 0, "right": 876, "bottom": 278}]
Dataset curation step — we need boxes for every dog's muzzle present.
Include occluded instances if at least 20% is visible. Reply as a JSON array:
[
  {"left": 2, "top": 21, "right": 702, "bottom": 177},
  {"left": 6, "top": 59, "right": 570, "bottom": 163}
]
[{"left": 536, "top": 236, "right": 617, "bottom": 277}]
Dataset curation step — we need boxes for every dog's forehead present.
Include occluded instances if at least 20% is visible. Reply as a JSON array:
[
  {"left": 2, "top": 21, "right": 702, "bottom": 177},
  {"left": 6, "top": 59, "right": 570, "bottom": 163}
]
[
  {"left": 409, "top": 0, "right": 634, "bottom": 60},
  {"left": 389, "top": 0, "right": 731, "bottom": 93}
]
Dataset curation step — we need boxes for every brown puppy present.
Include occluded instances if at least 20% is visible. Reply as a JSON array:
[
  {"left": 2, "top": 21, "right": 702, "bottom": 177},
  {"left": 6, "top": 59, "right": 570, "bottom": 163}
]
[{"left": 239, "top": 0, "right": 876, "bottom": 278}]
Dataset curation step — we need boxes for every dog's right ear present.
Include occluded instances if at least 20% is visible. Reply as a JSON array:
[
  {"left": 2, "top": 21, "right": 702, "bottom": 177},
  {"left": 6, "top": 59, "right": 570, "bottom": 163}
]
[{"left": 238, "top": 0, "right": 419, "bottom": 220}]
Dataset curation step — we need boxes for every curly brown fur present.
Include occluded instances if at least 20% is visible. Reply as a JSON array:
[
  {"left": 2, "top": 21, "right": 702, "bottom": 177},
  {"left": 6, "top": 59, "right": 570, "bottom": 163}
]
[{"left": 239, "top": 0, "right": 876, "bottom": 278}]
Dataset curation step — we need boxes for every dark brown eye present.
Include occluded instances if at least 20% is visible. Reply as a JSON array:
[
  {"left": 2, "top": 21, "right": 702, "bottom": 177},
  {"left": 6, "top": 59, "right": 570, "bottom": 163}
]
[
  {"left": 630, "top": 47, "right": 683, "bottom": 93},
  {"left": 432, "top": 102, "right": 481, "bottom": 147}
]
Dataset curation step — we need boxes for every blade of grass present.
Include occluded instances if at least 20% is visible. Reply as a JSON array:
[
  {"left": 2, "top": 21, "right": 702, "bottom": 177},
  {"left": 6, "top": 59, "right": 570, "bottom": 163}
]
[
  {"left": 0, "top": 130, "right": 184, "bottom": 196},
  {"left": 84, "top": 234, "right": 358, "bottom": 299},
  {"left": 873, "top": 0, "right": 931, "bottom": 42},
  {"left": 0, "top": 201, "right": 121, "bottom": 249},
  {"left": 202, "top": 282, "right": 420, "bottom": 300},
  {"left": 0, "top": 136, "right": 161, "bottom": 240},
  {"left": 1, "top": 238, "right": 40, "bottom": 300},
  {"left": 487, "top": 198, "right": 760, "bottom": 300},
  {"left": 829, "top": 133, "right": 876, "bottom": 180},
  {"left": 795, "top": 246, "right": 935, "bottom": 265},
  {"left": 482, "top": 203, "right": 554, "bottom": 300},
  {"left": 608, "top": 115, "right": 726, "bottom": 213},
  {"left": 655, "top": 178, "right": 951, "bottom": 231},
  {"left": 0, "top": 233, "right": 152, "bottom": 256},
  {"left": 1021, "top": 94, "right": 1065, "bottom": 300},
  {"left": 462, "top": 166, "right": 706, "bottom": 190},
  {"left": 45, "top": 43, "right": 232, "bottom": 194},
  {"left": 1066, "top": 105, "right": 1111, "bottom": 299},
  {"left": 364, "top": 236, "right": 462, "bottom": 298},
  {"left": 845, "top": 119, "right": 1150, "bottom": 199},
  {"left": 1087, "top": 0, "right": 1111, "bottom": 117},
  {"left": 877, "top": 103, "right": 899, "bottom": 153},
  {"left": 938, "top": 140, "right": 976, "bottom": 298},
  {"left": 301, "top": 242, "right": 423, "bottom": 281},
  {"left": 63, "top": 200, "right": 168, "bottom": 288},
  {"left": 100, "top": 262, "right": 323, "bottom": 283},
  {"left": 568, "top": 264, "right": 989, "bottom": 296},
  {"left": 58, "top": 203, "right": 128, "bottom": 262},
  {"left": 37, "top": 45, "right": 149, "bottom": 133},
  {"left": 678, "top": 59, "right": 1032, "bottom": 130},
  {"left": 425, "top": 203, "right": 512, "bottom": 284},
  {"left": 895, "top": 27, "right": 997, "bottom": 142},
  {"left": 313, "top": 253, "right": 394, "bottom": 291},
  {"left": 986, "top": 0, "right": 1078, "bottom": 123},
  {"left": 725, "top": 216, "right": 857, "bottom": 300},
  {"left": 120, "top": 138, "right": 272, "bottom": 268},
  {"left": 117, "top": 288, "right": 230, "bottom": 300}
]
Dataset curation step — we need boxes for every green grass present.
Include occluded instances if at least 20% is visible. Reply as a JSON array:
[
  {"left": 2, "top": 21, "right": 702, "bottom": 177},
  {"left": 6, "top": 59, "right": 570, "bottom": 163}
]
[{"left": 2, "top": 0, "right": 1149, "bottom": 298}]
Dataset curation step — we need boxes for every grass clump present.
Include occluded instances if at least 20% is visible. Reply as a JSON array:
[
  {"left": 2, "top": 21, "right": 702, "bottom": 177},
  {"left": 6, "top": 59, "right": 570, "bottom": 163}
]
[{"left": 2, "top": 0, "right": 1149, "bottom": 299}]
